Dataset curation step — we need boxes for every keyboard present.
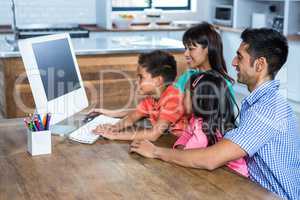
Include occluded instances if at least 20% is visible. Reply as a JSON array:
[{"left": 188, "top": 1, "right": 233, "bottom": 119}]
[{"left": 68, "top": 115, "right": 120, "bottom": 144}]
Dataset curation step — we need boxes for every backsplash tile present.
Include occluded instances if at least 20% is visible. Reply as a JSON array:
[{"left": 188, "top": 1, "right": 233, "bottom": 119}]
[{"left": 0, "top": 0, "right": 96, "bottom": 25}]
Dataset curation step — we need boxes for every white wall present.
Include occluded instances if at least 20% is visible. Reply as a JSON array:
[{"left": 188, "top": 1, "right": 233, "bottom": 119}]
[
  {"left": 0, "top": 0, "right": 96, "bottom": 25},
  {"left": 0, "top": 0, "right": 209, "bottom": 26}
]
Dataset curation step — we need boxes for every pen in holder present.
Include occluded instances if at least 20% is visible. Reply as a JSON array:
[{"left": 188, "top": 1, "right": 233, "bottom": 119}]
[{"left": 25, "top": 113, "right": 52, "bottom": 156}]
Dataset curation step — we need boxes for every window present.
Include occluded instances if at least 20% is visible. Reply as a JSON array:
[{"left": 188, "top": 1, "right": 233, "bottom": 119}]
[{"left": 112, "top": 0, "right": 191, "bottom": 11}]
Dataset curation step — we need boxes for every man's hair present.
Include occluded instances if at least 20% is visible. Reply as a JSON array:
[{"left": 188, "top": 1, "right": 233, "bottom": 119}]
[
  {"left": 241, "top": 28, "right": 288, "bottom": 79},
  {"left": 138, "top": 50, "right": 177, "bottom": 84}
]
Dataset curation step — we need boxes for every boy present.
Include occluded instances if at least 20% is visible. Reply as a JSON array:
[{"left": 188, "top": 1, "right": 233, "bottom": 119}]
[{"left": 93, "top": 50, "right": 187, "bottom": 141}]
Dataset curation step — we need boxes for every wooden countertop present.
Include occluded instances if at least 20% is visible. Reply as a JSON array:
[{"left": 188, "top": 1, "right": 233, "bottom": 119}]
[
  {"left": 287, "top": 34, "right": 300, "bottom": 41},
  {"left": 0, "top": 117, "right": 280, "bottom": 200},
  {"left": 215, "top": 25, "right": 244, "bottom": 34},
  {"left": 0, "top": 25, "right": 13, "bottom": 34}
]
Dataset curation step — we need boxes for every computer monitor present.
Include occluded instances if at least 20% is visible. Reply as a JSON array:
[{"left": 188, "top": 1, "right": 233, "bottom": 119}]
[{"left": 18, "top": 33, "right": 88, "bottom": 134}]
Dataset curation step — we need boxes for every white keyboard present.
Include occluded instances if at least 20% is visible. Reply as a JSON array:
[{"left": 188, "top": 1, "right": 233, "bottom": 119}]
[{"left": 68, "top": 115, "right": 120, "bottom": 144}]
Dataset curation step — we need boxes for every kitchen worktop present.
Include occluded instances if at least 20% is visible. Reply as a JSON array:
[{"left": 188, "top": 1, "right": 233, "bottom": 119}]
[
  {"left": 81, "top": 24, "right": 187, "bottom": 32},
  {"left": 0, "top": 35, "right": 184, "bottom": 58}
]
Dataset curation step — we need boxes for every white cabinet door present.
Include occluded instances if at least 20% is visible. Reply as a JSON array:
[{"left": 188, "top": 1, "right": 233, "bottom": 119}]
[
  {"left": 168, "top": 31, "right": 185, "bottom": 40},
  {"left": 221, "top": 31, "right": 241, "bottom": 80},
  {"left": 221, "top": 31, "right": 250, "bottom": 96},
  {"left": 287, "top": 41, "right": 300, "bottom": 102}
]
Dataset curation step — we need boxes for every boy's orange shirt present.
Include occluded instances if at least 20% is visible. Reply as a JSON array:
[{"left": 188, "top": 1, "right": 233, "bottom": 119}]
[{"left": 136, "top": 85, "right": 188, "bottom": 137}]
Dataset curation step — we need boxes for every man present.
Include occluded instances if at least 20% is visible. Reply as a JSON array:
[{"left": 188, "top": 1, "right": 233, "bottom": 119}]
[{"left": 130, "top": 28, "right": 300, "bottom": 200}]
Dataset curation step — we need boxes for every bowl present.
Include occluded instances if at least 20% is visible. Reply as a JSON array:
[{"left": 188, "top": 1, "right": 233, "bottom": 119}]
[{"left": 113, "top": 15, "right": 134, "bottom": 29}]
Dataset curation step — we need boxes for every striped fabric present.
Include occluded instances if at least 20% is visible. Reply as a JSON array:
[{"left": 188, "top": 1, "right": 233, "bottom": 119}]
[{"left": 225, "top": 80, "right": 300, "bottom": 200}]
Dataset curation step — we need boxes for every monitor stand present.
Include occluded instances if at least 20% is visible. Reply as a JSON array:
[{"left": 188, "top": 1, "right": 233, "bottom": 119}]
[
  {"left": 50, "top": 114, "right": 82, "bottom": 136},
  {"left": 51, "top": 124, "right": 77, "bottom": 136}
]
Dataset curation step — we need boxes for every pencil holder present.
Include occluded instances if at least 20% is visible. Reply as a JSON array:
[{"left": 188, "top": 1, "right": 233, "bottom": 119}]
[{"left": 27, "top": 130, "right": 52, "bottom": 156}]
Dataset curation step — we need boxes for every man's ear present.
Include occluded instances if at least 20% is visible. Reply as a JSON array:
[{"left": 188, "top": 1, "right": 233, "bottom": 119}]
[{"left": 254, "top": 57, "right": 268, "bottom": 73}]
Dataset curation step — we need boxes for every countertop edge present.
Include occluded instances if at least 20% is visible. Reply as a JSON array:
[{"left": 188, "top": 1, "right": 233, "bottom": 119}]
[{"left": 0, "top": 48, "right": 184, "bottom": 58}]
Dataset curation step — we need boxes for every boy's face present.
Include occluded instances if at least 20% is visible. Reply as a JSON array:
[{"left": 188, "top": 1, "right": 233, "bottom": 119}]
[{"left": 136, "top": 66, "right": 160, "bottom": 95}]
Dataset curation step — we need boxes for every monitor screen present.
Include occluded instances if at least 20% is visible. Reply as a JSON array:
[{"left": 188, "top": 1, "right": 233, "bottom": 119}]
[
  {"left": 32, "top": 38, "right": 81, "bottom": 101},
  {"left": 19, "top": 33, "right": 89, "bottom": 128}
]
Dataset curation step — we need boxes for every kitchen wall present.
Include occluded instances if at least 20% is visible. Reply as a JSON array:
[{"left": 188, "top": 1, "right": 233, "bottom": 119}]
[
  {"left": 0, "top": 0, "right": 210, "bottom": 26},
  {"left": 0, "top": 0, "right": 96, "bottom": 25}
]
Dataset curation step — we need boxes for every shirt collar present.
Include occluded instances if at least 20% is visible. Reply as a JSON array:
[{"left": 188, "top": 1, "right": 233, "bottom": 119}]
[{"left": 244, "top": 80, "right": 280, "bottom": 106}]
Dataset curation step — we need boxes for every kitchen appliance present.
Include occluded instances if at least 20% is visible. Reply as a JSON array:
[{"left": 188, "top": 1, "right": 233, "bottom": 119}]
[
  {"left": 213, "top": 5, "right": 233, "bottom": 27},
  {"left": 172, "top": 20, "right": 201, "bottom": 28},
  {"left": 252, "top": 13, "right": 267, "bottom": 28},
  {"left": 272, "top": 16, "right": 284, "bottom": 33},
  {"left": 17, "top": 24, "right": 89, "bottom": 39}
]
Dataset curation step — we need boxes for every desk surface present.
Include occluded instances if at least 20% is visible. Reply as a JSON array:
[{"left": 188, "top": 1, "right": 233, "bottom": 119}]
[{"left": 0, "top": 118, "right": 280, "bottom": 200}]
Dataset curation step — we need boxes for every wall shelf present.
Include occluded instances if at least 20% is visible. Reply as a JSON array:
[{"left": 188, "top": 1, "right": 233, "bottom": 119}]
[{"left": 212, "top": 0, "right": 300, "bottom": 36}]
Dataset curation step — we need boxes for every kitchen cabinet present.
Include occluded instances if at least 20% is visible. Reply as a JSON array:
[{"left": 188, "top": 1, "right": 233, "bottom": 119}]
[
  {"left": 286, "top": 41, "right": 300, "bottom": 102},
  {"left": 0, "top": 52, "right": 186, "bottom": 118},
  {"left": 221, "top": 30, "right": 250, "bottom": 96},
  {"left": 168, "top": 31, "right": 185, "bottom": 40},
  {"left": 212, "top": 0, "right": 300, "bottom": 36}
]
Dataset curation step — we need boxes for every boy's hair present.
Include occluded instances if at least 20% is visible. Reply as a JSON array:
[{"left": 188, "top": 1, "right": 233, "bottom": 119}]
[
  {"left": 138, "top": 50, "right": 177, "bottom": 84},
  {"left": 183, "top": 22, "right": 234, "bottom": 83},
  {"left": 241, "top": 28, "right": 288, "bottom": 79},
  {"left": 190, "top": 71, "right": 237, "bottom": 146}
]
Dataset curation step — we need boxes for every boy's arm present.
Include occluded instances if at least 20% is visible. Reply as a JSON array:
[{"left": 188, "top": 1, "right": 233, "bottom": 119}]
[
  {"left": 109, "top": 109, "right": 144, "bottom": 131},
  {"left": 88, "top": 108, "right": 134, "bottom": 118},
  {"left": 93, "top": 109, "right": 144, "bottom": 135},
  {"left": 100, "top": 119, "right": 171, "bottom": 141},
  {"left": 130, "top": 139, "right": 247, "bottom": 170}
]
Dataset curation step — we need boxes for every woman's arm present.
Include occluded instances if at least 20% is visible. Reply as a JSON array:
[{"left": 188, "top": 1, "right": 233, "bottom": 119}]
[{"left": 183, "top": 88, "right": 192, "bottom": 116}]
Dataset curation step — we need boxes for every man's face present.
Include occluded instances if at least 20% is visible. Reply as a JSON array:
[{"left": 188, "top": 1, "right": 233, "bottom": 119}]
[{"left": 232, "top": 42, "right": 257, "bottom": 86}]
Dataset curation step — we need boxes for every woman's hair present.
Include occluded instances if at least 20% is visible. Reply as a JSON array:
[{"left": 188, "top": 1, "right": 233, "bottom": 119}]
[
  {"left": 190, "top": 71, "right": 238, "bottom": 146},
  {"left": 183, "top": 22, "right": 234, "bottom": 83}
]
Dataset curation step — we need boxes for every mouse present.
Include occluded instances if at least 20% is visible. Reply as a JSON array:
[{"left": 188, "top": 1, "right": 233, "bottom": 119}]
[{"left": 82, "top": 111, "right": 100, "bottom": 123}]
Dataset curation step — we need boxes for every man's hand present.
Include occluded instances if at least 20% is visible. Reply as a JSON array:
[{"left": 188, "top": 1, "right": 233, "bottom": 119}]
[{"left": 130, "top": 140, "right": 157, "bottom": 158}]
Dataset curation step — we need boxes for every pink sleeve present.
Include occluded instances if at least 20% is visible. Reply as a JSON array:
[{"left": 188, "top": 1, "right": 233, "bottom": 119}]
[{"left": 173, "top": 126, "right": 193, "bottom": 149}]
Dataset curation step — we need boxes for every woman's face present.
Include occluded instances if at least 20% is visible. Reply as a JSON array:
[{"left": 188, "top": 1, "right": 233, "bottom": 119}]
[{"left": 184, "top": 43, "right": 210, "bottom": 70}]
